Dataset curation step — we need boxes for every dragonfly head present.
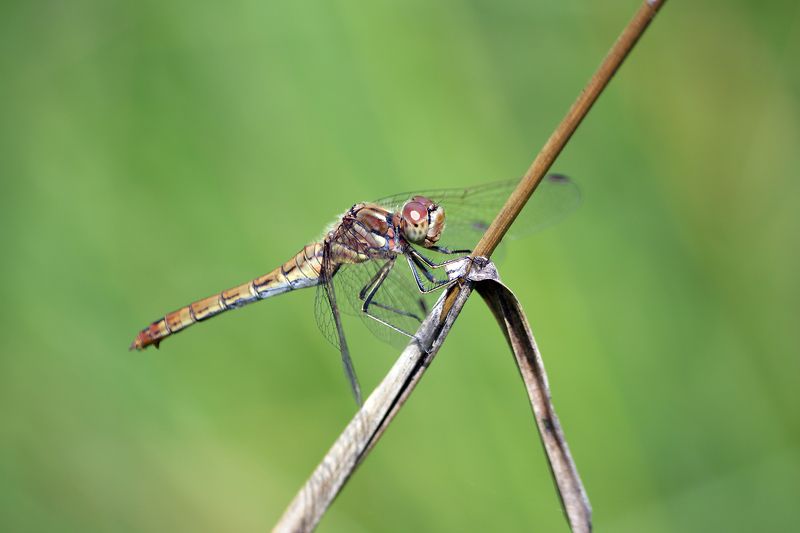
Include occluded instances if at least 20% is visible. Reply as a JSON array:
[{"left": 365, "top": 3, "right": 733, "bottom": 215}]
[{"left": 400, "top": 196, "right": 445, "bottom": 248}]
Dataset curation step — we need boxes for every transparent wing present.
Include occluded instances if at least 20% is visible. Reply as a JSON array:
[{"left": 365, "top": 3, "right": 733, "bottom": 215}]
[
  {"left": 333, "top": 258, "right": 429, "bottom": 347},
  {"left": 321, "top": 219, "right": 430, "bottom": 347},
  {"left": 313, "top": 275, "right": 341, "bottom": 350},
  {"left": 313, "top": 241, "right": 363, "bottom": 404},
  {"left": 373, "top": 174, "right": 580, "bottom": 251}
]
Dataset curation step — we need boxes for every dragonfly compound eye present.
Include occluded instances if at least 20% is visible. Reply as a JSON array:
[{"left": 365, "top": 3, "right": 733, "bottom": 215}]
[{"left": 401, "top": 200, "right": 430, "bottom": 244}]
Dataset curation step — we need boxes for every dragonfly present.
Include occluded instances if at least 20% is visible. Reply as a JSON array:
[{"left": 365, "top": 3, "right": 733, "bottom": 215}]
[{"left": 130, "top": 174, "right": 579, "bottom": 405}]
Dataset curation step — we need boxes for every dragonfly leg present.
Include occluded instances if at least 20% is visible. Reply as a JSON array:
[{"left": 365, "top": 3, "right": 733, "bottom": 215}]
[
  {"left": 359, "top": 260, "right": 424, "bottom": 322},
  {"left": 427, "top": 245, "right": 472, "bottom": 255},
  {"left": 409, "top": 247, "right": 466, "bottom": 269},
  {"left": 405, "top": 254, "right": 458, "bottom": 294},
  {"left": 357, "top": 260, "right": 403, "bottom": 300},
  {"left": 368, "top": 300, "right": 423, "bottom": 323},
  {"left": 410, "top": 253, "right": 439, "bottom": 284},
  {"left": 359, "top": 260, "right": 419, "bottom": 338}
]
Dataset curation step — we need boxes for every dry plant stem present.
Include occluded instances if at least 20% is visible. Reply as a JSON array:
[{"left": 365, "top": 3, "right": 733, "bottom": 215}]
[
  {"left": 275, "top": 261, "right": 590, "bottom": 533},
  {"left": 273, "top": 259, "right": 482, "bottom": 533},
  {"left": 274, "top": 1, "right": 667, "bottom": 531},
  {"left": 472, "top": 0, "right": 666, "bottom": 258}
]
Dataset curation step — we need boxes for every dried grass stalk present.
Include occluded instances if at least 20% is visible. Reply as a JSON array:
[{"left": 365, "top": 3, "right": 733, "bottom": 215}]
[{"left": 274, "top": 1, "right": 667, "bottom": 531}]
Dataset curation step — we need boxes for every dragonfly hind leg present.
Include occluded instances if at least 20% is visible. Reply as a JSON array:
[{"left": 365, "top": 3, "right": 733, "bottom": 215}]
[
  {"left": 359, "top": 259, "right": 423, "bottom": 339},
  {"left": 367, "top": 300, "right": 424, "bottom": 323}
]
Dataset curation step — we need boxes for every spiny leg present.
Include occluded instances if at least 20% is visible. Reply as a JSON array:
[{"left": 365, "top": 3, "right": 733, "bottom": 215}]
[
  {"left": 358, "top": 260, "right": 423, "bottom": 322},
  {"left": 410, "top": 252, "right": 439, "bottom": 284},
  {"left": 428, "top": 245, "right": 472, "bottom": 255},
  {"left": 369, "top": 300, "right": 423, "bottom": 323},
  {"left": 358, "top": 260, "right": 393, "bottom": 300},
  {"left": 409, "top": 247, "right": 468, "bottom": 270},
  {"left": 405, "top": 254, "right": 458, "bottom": 294},
  {"left": 359, "top": 260, "right": 419, "bottom": 338}
]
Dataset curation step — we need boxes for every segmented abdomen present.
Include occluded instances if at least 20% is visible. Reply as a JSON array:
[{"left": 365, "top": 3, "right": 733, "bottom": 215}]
[{"left": 130, "top": 242, "right": 325, "bottom": 350}]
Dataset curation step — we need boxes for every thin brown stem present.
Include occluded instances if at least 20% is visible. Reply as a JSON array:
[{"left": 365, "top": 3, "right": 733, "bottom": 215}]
[
  {"left": 274, "top": 2, "right": 667, "bottom": 531},
  {"left": 472, "top": 0, "right": 666, "bottom": 258}
]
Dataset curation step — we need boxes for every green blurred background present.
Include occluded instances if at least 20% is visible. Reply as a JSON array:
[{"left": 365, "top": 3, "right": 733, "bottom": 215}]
[{"left": 1, "top": 1, "right": 798, "bottom": 531}]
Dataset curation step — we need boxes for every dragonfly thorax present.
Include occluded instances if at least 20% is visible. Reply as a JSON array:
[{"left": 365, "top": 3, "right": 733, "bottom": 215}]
[{"left": 400, "top": 196, "right": 445, "bottom": 248}]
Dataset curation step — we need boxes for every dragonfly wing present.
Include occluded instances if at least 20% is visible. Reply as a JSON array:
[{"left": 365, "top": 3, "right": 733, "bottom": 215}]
[
  {"left": 333, "top": 258, "right": 429, "bottom": 348},
  {"left": 313, "top": 242, "right": 363, "bottom": 405},
  {"left": 313, "top": 277, "right": 341, "bottom": 349},
  {"left": 504, "top": 174, "right": 580, "bottom": 239},
  {"left": 373, "top": 174, "right": 580, "bottom": 251},
  {"left": 322, "top": 219, "right": 430, "bottom": 348}
]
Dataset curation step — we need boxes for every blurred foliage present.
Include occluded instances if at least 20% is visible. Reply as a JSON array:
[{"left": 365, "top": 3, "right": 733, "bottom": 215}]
[{"left": 1, "top": 1, "right": 798, "bottom": 531}]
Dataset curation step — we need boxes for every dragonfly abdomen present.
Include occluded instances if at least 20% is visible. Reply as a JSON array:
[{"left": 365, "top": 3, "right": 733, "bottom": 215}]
[{"left": 130, "top": 243, "right": 324, "bottom": 350}]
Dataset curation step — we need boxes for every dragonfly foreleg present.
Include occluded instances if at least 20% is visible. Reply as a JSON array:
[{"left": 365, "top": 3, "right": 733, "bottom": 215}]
[
  {"left": 427, "top": 245, "right": 471, "bottom": 255},
  {"left": 409, "top": 247, "right": 466, "bottom": 269}
]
